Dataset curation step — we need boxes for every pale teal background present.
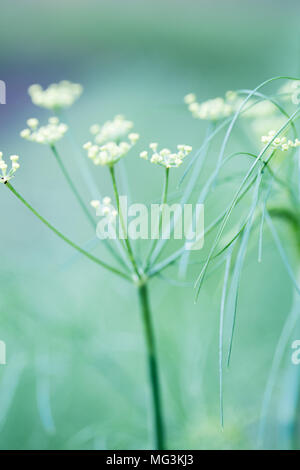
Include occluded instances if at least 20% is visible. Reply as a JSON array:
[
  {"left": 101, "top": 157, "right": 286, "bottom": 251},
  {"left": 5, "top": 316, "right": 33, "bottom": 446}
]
[{"left": 0, "top": 0, "right": 299, "bottom": 449}]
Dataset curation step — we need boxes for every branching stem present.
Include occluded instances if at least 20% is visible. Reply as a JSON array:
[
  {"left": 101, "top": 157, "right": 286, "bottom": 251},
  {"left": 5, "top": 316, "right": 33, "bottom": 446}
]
[{"left": 5, "top": 182, "right": 131, "bottom": 281}]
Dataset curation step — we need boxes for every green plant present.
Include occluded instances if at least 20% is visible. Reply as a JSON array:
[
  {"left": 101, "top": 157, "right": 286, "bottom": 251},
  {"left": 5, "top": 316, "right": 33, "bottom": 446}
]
[{"left": 2, "top": 76, "right": 300, "bottom": 450}]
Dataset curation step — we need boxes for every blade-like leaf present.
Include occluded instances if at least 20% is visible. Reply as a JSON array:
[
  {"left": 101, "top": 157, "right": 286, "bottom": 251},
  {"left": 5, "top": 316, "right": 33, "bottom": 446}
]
[{"left": 226, "top": 171, "right": 262, "bottom": 366}]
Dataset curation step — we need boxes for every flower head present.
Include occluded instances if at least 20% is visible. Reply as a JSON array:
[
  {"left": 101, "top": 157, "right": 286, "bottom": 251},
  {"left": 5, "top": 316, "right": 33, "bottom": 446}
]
[
  {"left": 185, "top": 91, "right": 276, "bottom": 121},
  {"left": 90, "top": 197, "right": 118, "bottom": 222},
  {"left": 83, "top": 132, "right": 139, "bottom": 167},
  {"left": 261, "top": 130, "right": 300, "bottom": 152},
  {"left": 140, "top": 143, "right": 192, "bottom": 168},
  {"left": 184, "top": 91, "right": 234, "bottom": 121},
  {"left": 90, "top": 115, "right": 134, "bottom": 145},
  {"left": 28, "top": 81, "right": 83, "bottom": 110},
  {"left": 20, "top": 117, "right": 68, "bottom": 145},
  {"left": 185, "top": 93, "right": 233, "bottom": 121},
  {"left": 0, "top": 152, "right": 20, "bottom": 184}
]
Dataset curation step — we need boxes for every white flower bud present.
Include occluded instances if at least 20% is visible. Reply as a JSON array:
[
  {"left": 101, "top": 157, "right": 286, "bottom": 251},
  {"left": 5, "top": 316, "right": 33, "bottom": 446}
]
[
  {"left": 184, "top": 93, "right": 196, "bottom": 104},
  {"left": 90, "top": 200, "right": 100, "bottom": 209},
  {"left": 27, "top": 118, "right": 39, "bottom": 129}
]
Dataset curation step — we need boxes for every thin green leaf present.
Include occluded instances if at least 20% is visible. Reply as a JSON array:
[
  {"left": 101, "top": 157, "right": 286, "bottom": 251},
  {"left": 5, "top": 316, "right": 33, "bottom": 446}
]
[
  {"left": 219, "top": 247, "right": 233, "bottom": 429},
  {"left": 257, "top": 292, "right": 300, "bottom": 448},
  {"left": 227, "top": 171, "right": 262, "bottom": 366},
  {"left": 194, "top": 105, "right": 300, "bottom": 302}
]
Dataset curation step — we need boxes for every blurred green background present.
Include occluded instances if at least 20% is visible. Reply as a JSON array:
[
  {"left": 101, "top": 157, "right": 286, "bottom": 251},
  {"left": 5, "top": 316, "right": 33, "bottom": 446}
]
[{"left": 0, "top": 0, "right": 300, "bottom": 450}]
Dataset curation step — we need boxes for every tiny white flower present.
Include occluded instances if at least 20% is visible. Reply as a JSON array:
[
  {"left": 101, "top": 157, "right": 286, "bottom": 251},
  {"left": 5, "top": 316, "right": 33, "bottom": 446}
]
[
  {"left": 83, "top": 141, "right": 92, "bottom": 150},
  {"left": 90, "top": 124, "right": 101, "bottom": 135},
  {"left": 27, "top": 118, "right": 39, "bottom": 129},
  {"left": 149, "top": 143, "right": 158, "bottom": 151},
  {"left": 90, "top": 200, "right": 100, "bottom": 209},
  {"left": 103, "top": 196, "right": 111, "bottom": 205},
  {"left": 90, "top": 197, "right": 118, "bottom": 223},
  {"left": 225, "top": 90, "right": 238, "bottom": 102},
  {"left": 128, "top": 133, "right": 140, "bottom": 144},
  {"left": 20, "top": 129, "right": 31, "bottom": 139},
  {"left": 184, "top": 93, "right": 196, "bottom": 105},
  {"left": 140, "top": 151, "right": 148, "bottom": 160}
]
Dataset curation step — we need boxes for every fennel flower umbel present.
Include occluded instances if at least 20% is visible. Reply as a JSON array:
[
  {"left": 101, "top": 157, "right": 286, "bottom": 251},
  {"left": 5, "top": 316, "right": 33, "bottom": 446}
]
[
  {"left": 0, "top": 152, "right": 20, "bottom": 184},
  {"left": 261, "top": 130, "right": 300, "bottom": 152},
  {"left": 28, "top": 80, "right": 83, "bottom": 111},
  {"left": 89, "top": 115, "right": 134, "bottom": 145},
  {"left": 140, "top": 143, "right": 192, "bottom": 168},
  {"left": 83, "top": 133, "right": 139, "bottom": 167},
  {"left": 184, "top": 91, "right": 276, "bottom": 121},
  {"left": 20, "top": 117, "right": 68, "bottom": 145}
]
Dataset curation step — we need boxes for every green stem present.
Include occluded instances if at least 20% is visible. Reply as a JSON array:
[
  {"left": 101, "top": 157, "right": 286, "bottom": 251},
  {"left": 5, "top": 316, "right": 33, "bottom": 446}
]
[
  {"left": 138, "top": 283, "right": 166, "bottom": 450},
  {"left": 109, "top": 165, "right": 140, "bottom": 277},
  {"left": 145, "top": 167, "right": 170, "bottom": 269},
  {"left": 5, "top": 182, "right": 131, "bottom": 282},
  {"left": 50, "top": 145, "right": 95, "bottom": 229},
  {"left": 51, "top": 145, "right": 127, "bottom": 269}
]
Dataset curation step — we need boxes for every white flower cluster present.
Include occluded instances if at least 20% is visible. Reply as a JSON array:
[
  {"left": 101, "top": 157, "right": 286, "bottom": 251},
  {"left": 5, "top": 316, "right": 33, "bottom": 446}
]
[
  {"left": 140, "top": 143, "right": 192, "bottom": 168},
  {"left": 184, "top": 91, "right": 276, "bottom": 121},
  {"left": 261, "top": 130, "right": 300, "bottom": 151},
  {"left": 89, "top": 115, "right": 134, "bottom": 145},
  {"left": 184, "top": 93, "right": 233, "bottom": 121},
  {"left": 20, "top": 117, "right": 68, "bottom": 145},
  {"left": 0, "top": 152, "right": 20, "bottom": 184},
  {"left": 83, "top": 133, "right": 139, "bottom": 167},
  {"left": 90, "top": 197, "right": 118, "bottom": 222},
  {"left": 28, "top": 81, "right": 83, "bottom": 110}
]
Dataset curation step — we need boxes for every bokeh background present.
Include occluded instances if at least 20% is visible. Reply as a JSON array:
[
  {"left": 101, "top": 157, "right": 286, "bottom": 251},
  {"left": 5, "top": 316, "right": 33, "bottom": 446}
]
[{"left": 0, "top": 0, "right": 300, "bottom": 450}]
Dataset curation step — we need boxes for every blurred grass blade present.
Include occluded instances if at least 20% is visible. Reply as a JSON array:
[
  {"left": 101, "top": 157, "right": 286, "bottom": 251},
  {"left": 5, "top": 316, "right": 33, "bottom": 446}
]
[
  {"left": 258, "top": 177, "right": 274, "bottom": 263},
  {"left": 219, "top": 247, "right": 233, "bottom": 428},
  {"left": 227, "top": 171, "right": 262, "bottom": 366},
  {"left": 0, "top": 354, "right": 26, "bottom": 431},
  {"left": 36, "top": 354, "right": 56, "bottom": 435},
  {"left": 257, "top": 291, "right": 300, "bottom": 448}
]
